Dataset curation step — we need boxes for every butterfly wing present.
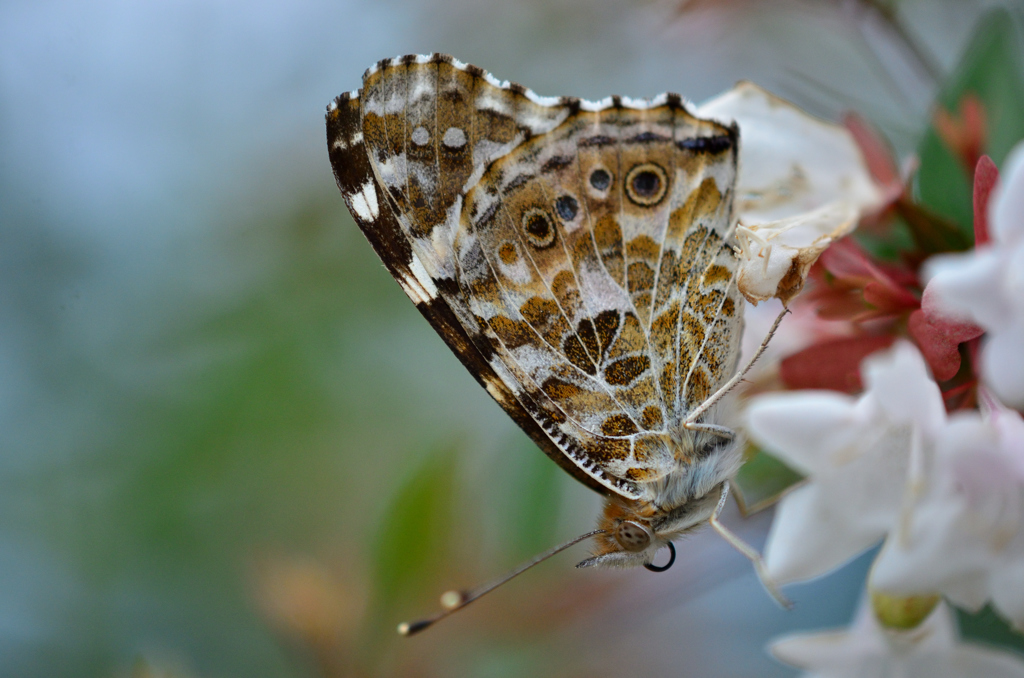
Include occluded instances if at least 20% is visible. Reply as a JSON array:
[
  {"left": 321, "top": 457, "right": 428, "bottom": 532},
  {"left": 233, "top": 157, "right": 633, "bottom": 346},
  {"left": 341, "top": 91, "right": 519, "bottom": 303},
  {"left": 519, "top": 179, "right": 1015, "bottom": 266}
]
[
  {"left": 327, "top": 54, "right": 743, "bottom": 502},
  {"left": 327, "top": 69, "right": 612, "bottom": 497}
]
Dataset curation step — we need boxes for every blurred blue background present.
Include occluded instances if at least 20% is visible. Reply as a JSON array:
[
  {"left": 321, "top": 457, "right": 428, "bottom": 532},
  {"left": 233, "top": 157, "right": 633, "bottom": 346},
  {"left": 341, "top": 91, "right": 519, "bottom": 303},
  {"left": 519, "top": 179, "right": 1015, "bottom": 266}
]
[{"left": 0, "top": 1, "right": 1018, "bottom": 675}]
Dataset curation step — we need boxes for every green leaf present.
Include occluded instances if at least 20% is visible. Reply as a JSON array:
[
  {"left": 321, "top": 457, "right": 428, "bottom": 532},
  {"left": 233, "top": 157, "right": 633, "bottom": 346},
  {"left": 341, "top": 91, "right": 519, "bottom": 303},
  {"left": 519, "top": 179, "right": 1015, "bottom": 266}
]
[
  {"left": 733, "top": 445, "right": 804, "bottom": 516},
  {"left": 371, "top": 446, "right": 458, "bottom": 613},
  {"left": 916, "top": 9, "right": 1024, "bottom": 237}
]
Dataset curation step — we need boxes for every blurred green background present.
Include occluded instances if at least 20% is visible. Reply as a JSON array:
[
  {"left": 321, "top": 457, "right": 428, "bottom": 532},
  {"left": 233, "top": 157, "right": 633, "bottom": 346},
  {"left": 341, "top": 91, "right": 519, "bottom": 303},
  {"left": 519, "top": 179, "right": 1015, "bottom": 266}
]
[{"left": 1, "top": 1, "right": 1021, "bottom": 676}]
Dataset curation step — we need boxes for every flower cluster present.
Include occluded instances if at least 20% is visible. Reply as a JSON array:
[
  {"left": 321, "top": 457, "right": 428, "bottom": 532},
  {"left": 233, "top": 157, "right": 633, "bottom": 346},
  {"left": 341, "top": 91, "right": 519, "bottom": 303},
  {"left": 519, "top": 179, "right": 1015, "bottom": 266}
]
[
  {"left": 749, "top": 341, "right": 1024, "bottom": 625},
  {"left": 735, "top": 72, "right": 1024, "bottom": 672}
]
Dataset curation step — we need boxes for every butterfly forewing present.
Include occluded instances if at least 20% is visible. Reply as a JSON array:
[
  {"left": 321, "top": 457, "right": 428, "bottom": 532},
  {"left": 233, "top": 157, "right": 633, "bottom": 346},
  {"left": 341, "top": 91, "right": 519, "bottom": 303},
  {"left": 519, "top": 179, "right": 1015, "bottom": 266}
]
[
  {"left": 328, "top": 54, "right": 743, "bottom": 503},
  {"left": 328, "top": 84, "right": 613, "bottom": 498}
]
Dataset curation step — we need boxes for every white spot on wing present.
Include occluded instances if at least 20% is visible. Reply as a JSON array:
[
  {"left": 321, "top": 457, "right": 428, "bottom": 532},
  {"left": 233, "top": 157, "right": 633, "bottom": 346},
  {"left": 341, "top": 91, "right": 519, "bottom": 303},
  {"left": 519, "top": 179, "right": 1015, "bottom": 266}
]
[
  {"left": 524, "top": 89, "right": 562, "bottom": 107},
  {"left": 442, "top": 127, "right": 467, "bottom": 148},
  {"left": 332, "top": 130, "right": 362, "bottom": 152},
  {"left": 649, "top": 93, "right": 671, "bottom": 107},
  {"left": 403, "top": 254, "right": 439, "bottom": 303},
  {"left": 349, "top": 180, "right": 379, "bottom": 221},
  {"left": 412, "top": 126, "right": 430, "bottom": 146},
  {"left": 621, "top": 96, "right": 651, "bottom": 109},
  {"left": 580, "top": 97, "right": 614, "bottom": 112}
]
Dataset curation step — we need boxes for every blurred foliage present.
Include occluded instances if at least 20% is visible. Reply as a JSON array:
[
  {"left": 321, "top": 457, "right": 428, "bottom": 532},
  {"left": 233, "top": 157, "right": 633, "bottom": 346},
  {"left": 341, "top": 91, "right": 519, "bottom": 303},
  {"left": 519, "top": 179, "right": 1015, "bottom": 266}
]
[
  {"left": 958, "top": 605, "right": 1024, "bottom": 655},
  {"left": 502, "top": 437, "right": 565, "bottom": 561},
  {"left": 733, "top": 446, "right": 804, "bottom": 517},
  {"left": 916, "top": 8, "right": 1024, "bottom": 234},
  {"left": 371, "top": 446, "right": 457, "bottom": 622}
]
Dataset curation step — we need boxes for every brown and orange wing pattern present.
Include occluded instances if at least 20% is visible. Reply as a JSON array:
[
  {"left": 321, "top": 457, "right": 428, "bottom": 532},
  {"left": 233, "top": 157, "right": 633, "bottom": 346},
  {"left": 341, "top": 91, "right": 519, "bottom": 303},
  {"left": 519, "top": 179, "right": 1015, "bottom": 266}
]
[{"left": 326, "top": 54, "right": 743, "bottom": 502}]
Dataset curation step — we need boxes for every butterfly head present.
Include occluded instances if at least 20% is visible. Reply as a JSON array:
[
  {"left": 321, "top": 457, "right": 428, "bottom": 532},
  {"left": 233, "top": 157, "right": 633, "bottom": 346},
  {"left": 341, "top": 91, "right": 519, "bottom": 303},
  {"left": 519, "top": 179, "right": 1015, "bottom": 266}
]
[{"left": 575, "top": 487, "right": 724, "bottom": 570}]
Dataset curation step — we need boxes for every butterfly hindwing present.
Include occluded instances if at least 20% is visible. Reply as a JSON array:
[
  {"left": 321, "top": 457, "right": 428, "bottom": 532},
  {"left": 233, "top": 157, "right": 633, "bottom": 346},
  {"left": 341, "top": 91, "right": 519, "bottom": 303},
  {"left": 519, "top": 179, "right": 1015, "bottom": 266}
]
[{"left": 327, "top": 54, "right": 744, "bottom": 502}]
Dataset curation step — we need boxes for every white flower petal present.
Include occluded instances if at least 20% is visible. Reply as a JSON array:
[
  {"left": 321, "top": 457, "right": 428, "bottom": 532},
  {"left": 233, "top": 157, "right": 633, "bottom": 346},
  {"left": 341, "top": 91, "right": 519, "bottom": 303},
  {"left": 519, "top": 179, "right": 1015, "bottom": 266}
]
[
  {"left": 949, "top": 646, "right": 1024, "bottom": 678},
  {"left": 991, "top": 560, "right": 1024, "bottom": 629},
  {"left": 771, "top": 601, "right": 1024, "bottom": 678},
  {"left": 765, "top": 484, "right": 884, "bottom": 584},
  {"left": 992, "top": 405, "right": 1024, "bottom": 479},
  {"left": 697, "top": 82, "right": 882, "bottom": 224},
  {"left": 823, "top": 425, "right": 912, "bottom": 532},
  {"left": 1006, "top": 243, "right": 1024, "bottom": 305},
  {"left": 871, "top": 407, "right": 1024, "bottom": 626},
  {"left": 929, "top": 249, "right": 1007, "bottom": 331},
  {"left": 770, "top": 628, "right": 877, "bottom": 671},
  {"left": 992, "top": 142, "right": 1024, "bottom": 246},
  {"left": 936, "top": 572, "right": 993, "bottom": 612},
  {"left": 982, "top": 319, "right": 1024, "bottom": 409},
  {"left": 750, "top": 344, "right": 945, "bottom": 585},
  {"left": 697, "top": 82, "right": 882, "bottom": 304},
  {"left": 745, "top": 391, "right": 864, "bottom": 474},
  {"left": 924, "top": 248, "right": 1008, "bottom": 329},
  {"left": 871, "top": 500, "right": 990, "bottom": 597},
  {"left": 736, "top": 201, "right": 859, "bottom": 304},
  {"left": 862, "top": 341, "right": 946, "bottom": 431}
]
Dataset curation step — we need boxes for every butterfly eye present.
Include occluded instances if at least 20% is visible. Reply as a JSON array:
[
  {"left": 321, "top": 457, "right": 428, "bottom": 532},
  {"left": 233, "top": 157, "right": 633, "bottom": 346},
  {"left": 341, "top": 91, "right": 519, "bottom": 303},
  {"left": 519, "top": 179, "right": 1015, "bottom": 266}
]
[
  {"left": 625, "top": 163, "right": 668, "bottom": 206},
  {"left": 554, "top": 195, "right": 579, "bottom": 222},
  {"left": 589, "top": 168, "right": 611, "bottom": 191},
  {"left": 614, "top": 520, "right": 653, "bottom": 552},
  {"left": 522, "top": 208, "right": 556, "bottom": 248}
]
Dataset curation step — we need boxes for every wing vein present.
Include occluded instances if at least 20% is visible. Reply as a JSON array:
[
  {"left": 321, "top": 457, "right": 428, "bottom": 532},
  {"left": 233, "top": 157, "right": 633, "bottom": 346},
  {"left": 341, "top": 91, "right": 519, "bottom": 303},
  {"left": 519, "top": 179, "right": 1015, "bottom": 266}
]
[{"left": 679, "top": 251, "right": 741, "bottom": 417}]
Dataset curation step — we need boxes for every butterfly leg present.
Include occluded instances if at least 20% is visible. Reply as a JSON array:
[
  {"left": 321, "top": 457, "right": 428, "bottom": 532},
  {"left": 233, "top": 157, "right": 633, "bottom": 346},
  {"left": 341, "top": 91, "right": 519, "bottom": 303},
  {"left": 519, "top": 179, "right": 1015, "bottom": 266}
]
[
  {"left": 685, "top": 422, "right": 735, "bottom": 440},
  {"left": 709, "top": 481, "right": 792, "bottom": 608},
  {"left": 683, "top": 307, "right": 789, "bottom": 430}
]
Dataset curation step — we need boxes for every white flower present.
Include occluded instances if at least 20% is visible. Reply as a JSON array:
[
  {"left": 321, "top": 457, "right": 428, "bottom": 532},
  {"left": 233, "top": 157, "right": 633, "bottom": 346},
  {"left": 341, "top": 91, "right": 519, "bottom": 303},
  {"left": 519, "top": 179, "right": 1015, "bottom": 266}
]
[
  {"left": 871, "top": 398, "right": 1024, "bottom": 629},
  {"left": 745, "top": 341, "right": 945, "bottom": 584},
  {"left": 925, "top": 141, "right": 1024, "bottom": 408},
  {"left": 698, "top": 83, "right": 884, "bottom": 304},
  {"left": 771, "top": 599, "right": 1024, "bottom": 678}
]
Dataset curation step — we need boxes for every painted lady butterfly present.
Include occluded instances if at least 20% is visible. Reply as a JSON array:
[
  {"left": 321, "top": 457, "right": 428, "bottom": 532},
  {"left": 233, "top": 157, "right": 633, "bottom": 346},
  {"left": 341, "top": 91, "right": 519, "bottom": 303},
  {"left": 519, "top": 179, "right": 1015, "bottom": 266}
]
[{"left": 327, "top": 54, "right": 787, "bottom": 633}]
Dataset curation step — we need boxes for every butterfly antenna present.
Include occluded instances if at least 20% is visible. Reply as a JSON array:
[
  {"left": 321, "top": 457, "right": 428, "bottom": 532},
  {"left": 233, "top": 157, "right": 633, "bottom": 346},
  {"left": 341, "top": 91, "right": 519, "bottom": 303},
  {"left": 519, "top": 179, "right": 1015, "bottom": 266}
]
[{"left": 397, "top": 529, "right": 605, "bottom": 636}]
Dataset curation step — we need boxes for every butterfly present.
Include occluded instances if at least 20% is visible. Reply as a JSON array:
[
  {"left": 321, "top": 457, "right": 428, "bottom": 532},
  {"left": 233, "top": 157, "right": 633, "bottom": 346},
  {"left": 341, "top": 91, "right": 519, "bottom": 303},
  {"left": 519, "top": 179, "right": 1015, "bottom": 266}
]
[{"left": 326, "top": 53, "right": 788, "bottom": 633}]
